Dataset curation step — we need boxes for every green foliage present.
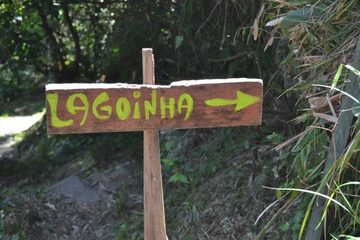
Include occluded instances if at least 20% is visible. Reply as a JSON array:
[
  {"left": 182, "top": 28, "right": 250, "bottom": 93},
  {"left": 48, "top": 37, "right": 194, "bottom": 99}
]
[
  {"left": 259, "top": 1, "right": 360, "bottom": 238},
  {"left": 280, "top": 210, "right": 305, "bottom": 240},
  {"left": 168, "top": 172, "right": 189, "bottom": 184},
  {"left": 114, "top": 214, "right": 142, "bottom": 240},
  {"left": 160, "top": 130, "right": 191, "bottom": 185},
  {"left": 291, "top": 128, "right": 327, "bottom": 177},
  {"left": 266, "top": 132, "right": 283, "bottom": 144},
  {"left": 0, "top": 201, "right": 26, "bottom": 240},
  {"left": 114, "top": 193, "right": 126, "bottom": 215},
  {"left": 1, "top": 0, "right": 276, "bottom": 105},
  {"left": 280, "top": 6, "right": 324, "bottom": 30},
  {"left": 7, "top": 0, "right": 357, "bottom": 238},
  {"left": 0, "top": 1, "right": 48, "bottom": 102},
  {"left": 266, "top": 0, "right": 360, "bottom": 83}
]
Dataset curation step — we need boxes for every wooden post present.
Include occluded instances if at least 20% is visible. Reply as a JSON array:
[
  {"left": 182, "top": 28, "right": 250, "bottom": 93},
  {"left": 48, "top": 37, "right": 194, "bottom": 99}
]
[{"left": 142, "top": 48, "right": 168, "bottom": 240}]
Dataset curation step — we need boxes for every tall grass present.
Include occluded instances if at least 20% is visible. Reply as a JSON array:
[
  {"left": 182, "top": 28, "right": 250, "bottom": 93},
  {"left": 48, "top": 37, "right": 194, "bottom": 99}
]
[{"left": 256, "top": 0, "right": 360, "bottom": 239}]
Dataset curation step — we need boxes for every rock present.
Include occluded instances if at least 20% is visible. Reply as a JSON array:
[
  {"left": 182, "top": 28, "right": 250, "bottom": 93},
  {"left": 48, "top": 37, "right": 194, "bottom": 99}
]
[
  {"left": 88, "top": 164, "right": 131, "bottom": 192},
  {"left": 52, "top": 176, "right": 100, "bottom": 204}
]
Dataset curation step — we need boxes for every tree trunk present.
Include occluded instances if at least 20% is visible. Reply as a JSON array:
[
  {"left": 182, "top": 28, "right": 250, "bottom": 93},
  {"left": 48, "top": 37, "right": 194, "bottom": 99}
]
[
  {"left": 33, "top": 2, "right": 66, "bottom": 74},
  {"left": 88, "top": 4, "right": 101, "bottom": 78},
  {"left": 61, "top": 0, "right": 82, "bottom": 74}
]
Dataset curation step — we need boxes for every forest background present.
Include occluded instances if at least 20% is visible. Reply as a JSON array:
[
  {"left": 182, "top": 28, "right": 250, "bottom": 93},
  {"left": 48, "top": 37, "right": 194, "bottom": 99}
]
[{"left": 0, "top": 0, "right": 359, "bottom": 239}]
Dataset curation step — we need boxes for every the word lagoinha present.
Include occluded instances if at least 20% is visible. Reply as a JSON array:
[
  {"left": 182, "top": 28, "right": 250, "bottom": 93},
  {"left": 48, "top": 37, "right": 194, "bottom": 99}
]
[{"left": 47, "top": 90, "right": 194, "bottom": 128}]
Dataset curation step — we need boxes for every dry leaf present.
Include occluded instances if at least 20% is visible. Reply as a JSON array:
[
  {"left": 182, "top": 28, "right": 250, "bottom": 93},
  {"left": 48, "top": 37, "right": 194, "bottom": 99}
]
[
  {"left": 312, "top": 112, "right": 338, "bottom": 123},
  {"left": 308, "top": 94, "right": 341, "bottom": 112},
  {"left": 272, "top": 166, "right": 280, "bottom": 180},
  {"left": 45, "top": 202, "right": 57, "bottom": 211},
  {"left": 253, "top": 4, "right": 265, "bottom": 41},
  {"left": 264, "top": 36, "right": 274, "bottom": 51},
  {"left": 266, "top": 17, "right": 285, "bottom": 27},
  {"left": 308, "top": 96, "right": 328, "bottom": 110}
]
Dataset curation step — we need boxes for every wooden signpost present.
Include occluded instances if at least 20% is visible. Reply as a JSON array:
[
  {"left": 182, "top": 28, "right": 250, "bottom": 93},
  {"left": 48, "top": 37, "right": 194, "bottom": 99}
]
[{"left": 45, "top": 49, "right": 263, "bottom": 239}]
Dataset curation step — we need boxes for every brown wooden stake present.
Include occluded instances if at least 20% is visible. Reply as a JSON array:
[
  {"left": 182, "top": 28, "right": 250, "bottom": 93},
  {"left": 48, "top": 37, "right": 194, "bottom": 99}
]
[{"left": 142, "top": 48, "right": 168, "bottom": 240}]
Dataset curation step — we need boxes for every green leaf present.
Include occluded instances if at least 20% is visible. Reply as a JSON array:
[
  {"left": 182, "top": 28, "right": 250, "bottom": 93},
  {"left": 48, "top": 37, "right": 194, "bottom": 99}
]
[
  {"left": 280, "top": 6, "right": 324, "bottom": 30},
  {"left": 161, "top": 158, "right": 176, "bottom": 168},
  {"left": 264, "top": 186, "right": 350, "bottom": 213},
  {"left": 288, "top": 0, "right": 318, "bottom": 4},
  {"left": 164, "top": 141, "right": 175, "bottom": 152},
  {"left": 312, "top": 84, "right": 360, "bottom": 104},
  {"left": 168, "top": 172, "right": 189, "bottom": 184},
  {"left": 331, "top": 64, "right": 343, "bottom": 90},
  {"left": 279, "top": 221, "right": 290, "bottom": 231},
  {"left": 266, "top": 132, "right": 282, "bottom": 144},
  {"left": 175, "top": 36, "right": 183, "bottom": 50}
]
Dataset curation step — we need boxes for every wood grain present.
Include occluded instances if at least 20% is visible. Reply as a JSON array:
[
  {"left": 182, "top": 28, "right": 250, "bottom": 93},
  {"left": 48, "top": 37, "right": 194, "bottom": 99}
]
[
  {"left": 46, "top": 78, "right": 262, "bottom": 134},
  {"left": 142, "top": 49, "right": 168, "bottom": 240}
]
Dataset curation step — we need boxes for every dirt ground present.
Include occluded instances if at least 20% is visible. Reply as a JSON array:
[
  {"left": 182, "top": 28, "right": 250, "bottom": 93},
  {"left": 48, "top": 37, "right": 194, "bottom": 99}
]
[
  {"left": 1, "top": 152, "right": 143, "bottom": 240},
  {"left": 0, "top": 115, "right": 286, "bottom": 240}
]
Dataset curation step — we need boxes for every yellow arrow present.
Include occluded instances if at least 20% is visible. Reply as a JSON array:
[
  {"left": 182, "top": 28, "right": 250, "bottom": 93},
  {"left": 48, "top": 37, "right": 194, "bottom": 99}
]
[{"left": 205, "top": 90, "right": 260, "bottom": 112}]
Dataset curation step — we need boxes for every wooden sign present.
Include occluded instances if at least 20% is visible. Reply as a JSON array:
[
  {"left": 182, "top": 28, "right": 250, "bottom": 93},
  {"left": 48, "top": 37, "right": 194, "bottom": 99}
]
[
  {"left": 45, "top": 48, "right": 263, "bottom": 240},
  {"left": 46, "top": 79, "right": 262, "bottom": 134}
]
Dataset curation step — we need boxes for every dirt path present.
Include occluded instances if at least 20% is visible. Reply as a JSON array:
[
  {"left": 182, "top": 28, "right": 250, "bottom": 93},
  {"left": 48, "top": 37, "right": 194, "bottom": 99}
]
[
  {"left": 0, "top": 112, "right": 44, "bottom": 158},
  {"left": 0, "top": 113, "right": 44, "bottom": 136}
]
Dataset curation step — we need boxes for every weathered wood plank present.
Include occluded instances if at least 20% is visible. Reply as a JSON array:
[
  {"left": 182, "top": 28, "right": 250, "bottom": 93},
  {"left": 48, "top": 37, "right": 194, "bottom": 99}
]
[{"left": 46, "top": 78, "right": 262, "bottom": 134}]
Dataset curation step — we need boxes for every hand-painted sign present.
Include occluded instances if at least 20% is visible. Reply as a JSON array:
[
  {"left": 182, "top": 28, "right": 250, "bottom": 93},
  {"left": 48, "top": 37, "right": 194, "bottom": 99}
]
[{"left": 46, "top": 78, "right": 262, "bottom": 134}]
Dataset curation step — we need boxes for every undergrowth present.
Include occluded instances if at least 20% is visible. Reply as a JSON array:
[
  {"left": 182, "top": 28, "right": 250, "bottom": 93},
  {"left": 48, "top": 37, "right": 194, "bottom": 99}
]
[{"left": 255, "top": 0, "right": 360, "bottom": 238}]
